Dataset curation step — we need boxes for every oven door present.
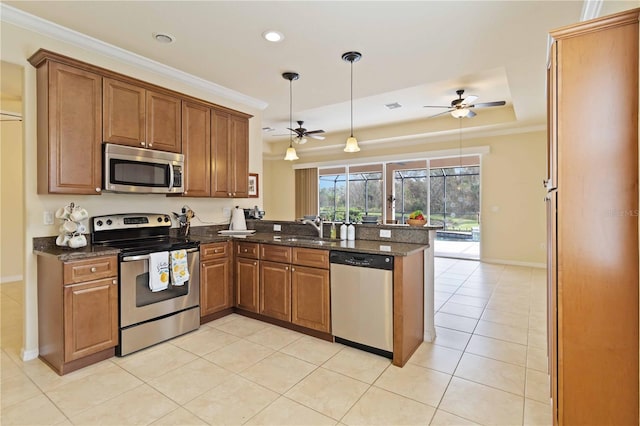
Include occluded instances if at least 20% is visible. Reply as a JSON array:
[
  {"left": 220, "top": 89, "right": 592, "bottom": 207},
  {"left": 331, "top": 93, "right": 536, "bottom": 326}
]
[{"left": 120, "top": 248, "right": 199, "bottom": 327}]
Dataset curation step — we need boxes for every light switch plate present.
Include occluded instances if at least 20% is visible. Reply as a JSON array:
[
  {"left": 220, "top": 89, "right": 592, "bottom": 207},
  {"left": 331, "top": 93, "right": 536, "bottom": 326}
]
[
  {"left": 273, "top": 224, "right": 281, "bottom": 232},
  {"left": 43, "top": 211, "right": 54, "bottom": 225},
  {"left": 380, "top": 229, "right": 391, "bottom": 238}
]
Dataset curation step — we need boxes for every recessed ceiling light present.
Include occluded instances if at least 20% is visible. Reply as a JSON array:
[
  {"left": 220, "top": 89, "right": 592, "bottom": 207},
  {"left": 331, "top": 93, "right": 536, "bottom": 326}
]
[
  {"left": 153, "top": 32, "right": 175, "bottom": 44},
  {"left": 262, "top": 30, "right": 284, "bottom": 42},
  {"left": 385, "top": 102, "right": 402, "bottom": 110}
]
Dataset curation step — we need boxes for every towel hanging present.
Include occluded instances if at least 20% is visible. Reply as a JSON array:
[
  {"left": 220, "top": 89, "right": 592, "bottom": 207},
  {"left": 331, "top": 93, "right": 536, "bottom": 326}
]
[
  {"left": 149, "top": 251, "right": 169, "bottom": 292},
  {"left": 170, "top": 249, "right": 190, "bottom": 286}
]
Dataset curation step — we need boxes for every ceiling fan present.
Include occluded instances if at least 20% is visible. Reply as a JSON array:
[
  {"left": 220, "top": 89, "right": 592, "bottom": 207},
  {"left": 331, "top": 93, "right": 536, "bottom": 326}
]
[
  {"left": 424, "top": 89, "right": 506, "bottom": 118},
  {"left": 286, "top": 120, "right": 325, "bottom": 144}
]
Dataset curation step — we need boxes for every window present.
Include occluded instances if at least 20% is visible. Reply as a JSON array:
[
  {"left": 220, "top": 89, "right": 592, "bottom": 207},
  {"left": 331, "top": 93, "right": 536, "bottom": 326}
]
[
  {"left": 393, "top": 169, "right": 429, "bottom": 224},
  {"left": 429, "top": 166, "right": 480, "bottom": 231},
  {"left": 319, "top": 167, "right": 346, "bottom": 221},
  {"left": 348, "top": 164, "right": 383, "bottom": 223}
]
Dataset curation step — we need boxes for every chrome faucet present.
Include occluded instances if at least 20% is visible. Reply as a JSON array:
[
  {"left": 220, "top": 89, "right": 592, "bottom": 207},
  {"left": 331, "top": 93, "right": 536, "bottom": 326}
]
[{"left": 302, "top": 217, "right": 323, "bottom": 238}]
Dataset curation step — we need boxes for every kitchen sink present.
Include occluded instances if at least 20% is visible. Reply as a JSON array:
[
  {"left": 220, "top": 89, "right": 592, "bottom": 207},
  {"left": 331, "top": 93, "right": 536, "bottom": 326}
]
[{"left": 278, "top": 236, "right": 336, "bottom": 246}]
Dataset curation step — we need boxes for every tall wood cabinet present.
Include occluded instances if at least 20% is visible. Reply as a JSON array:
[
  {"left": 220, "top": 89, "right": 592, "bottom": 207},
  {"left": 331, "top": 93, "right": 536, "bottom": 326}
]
[
  {"left": 200, "top": 242, "right": 232, "bottom": 320},
  {"left": 34, "top": 60, "right": 103, "bottom": 195},
  {"left": 182, "top": 101, "right": 212, "bottom": 197},
  {"left": 547, "top": 9, "right": 639, "bottom": 424}
]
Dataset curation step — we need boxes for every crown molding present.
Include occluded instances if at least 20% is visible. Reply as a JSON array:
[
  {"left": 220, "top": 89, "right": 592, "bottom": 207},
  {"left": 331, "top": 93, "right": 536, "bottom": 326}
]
[{"left": 0, "top": 4, "right": 268, "bottom": 111}]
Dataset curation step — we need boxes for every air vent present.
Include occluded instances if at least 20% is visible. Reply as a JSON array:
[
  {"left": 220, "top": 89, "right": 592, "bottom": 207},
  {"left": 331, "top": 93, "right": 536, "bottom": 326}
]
[{"left": 385, "top": 102, "right": 402, "bottom": 110}]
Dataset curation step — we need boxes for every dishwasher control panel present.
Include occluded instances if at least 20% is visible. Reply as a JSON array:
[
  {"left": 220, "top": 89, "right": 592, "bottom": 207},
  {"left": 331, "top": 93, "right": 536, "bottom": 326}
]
[{"left": 329, "top": 250, "right": 394, "bottom": 270}]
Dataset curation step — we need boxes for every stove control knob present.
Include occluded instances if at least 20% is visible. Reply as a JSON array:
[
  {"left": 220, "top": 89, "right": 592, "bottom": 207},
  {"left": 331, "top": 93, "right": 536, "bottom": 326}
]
[
  {"left": 106, "top": 219, "right": 112, "bottom": 226},
  {"left": 96, "top": 220, "right": 103, "bottom": 227},
  {"left": 157, "top": 217, "right": 163, "bottom": 223},
  {"left": 164, "top": 216, "right": 170, "bottom": 222}
]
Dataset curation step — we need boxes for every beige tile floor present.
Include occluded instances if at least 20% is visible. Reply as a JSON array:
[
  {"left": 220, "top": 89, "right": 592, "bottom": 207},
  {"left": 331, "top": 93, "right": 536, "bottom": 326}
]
[{"left": 1, "top": 258, "right": 551, "bottom": 425}]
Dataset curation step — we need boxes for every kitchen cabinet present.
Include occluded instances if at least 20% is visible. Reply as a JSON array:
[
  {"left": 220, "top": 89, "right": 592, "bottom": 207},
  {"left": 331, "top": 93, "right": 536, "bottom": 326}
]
[
  {"left": 37, "top": 255, "right": 118, "bottom": 375},
  {"left": 182, "top": 101, "right": 212, "bottom": 197},
  {"left": 260, "top": 245, "right": 293, "bottom": 321},
  {"left": 103, "top": 78, "right": 182, "bottom": 153},
  {"left": 212, "top": 110, "right": 249, "bottom": 198},
  {"left": 291, "top": 264, "right": 330, "bottom": 333},
  {"left": 547, "top": 9, "right": 639, "bottom": 425},
  {"left": 200, "top": 242, "right": 232, "bottom": 320},
  {"left": 235, "top": 242, "right": 260, "bottom": 312},
  {"left": 31, "top": 60, "right": 103, "bottom": 195}
]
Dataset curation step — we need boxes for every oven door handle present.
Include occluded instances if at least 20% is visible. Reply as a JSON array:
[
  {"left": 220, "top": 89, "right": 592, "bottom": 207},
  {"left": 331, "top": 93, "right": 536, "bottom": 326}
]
[{"left": 122, "top": 247, "right": 199, "bottom": 262}]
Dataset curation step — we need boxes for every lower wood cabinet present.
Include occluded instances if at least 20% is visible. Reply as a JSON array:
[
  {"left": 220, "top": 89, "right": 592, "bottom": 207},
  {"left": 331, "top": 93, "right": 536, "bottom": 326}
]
[
  {"left": 200, "top": 242, "right": 232, "bottom": 318},
  {"left": 291, "top": 265, "right": 330, "bottom": 333},
  {"left": 37, "top": 255, "right": 118, "bottom": 375},
  {"left": 235, "top": 251, "right": 260, "bottom": 313},
  {"left": 260, "top": 261, "right": 292, "bottom": 321}
]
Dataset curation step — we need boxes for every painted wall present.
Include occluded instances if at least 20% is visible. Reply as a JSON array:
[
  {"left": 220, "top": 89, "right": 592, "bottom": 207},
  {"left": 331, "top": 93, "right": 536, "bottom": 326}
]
[
  {"left": 264, "top": 130, "right": 547, "bottom": 266},
  {"left": 1, "top": 117, "right": 24, "bottom": 282},
  {"left": 1, "top": 21, "right": 264, "bottom": 359},
  {"left": 262, "top": 159, "right": 295, "bottom": 221}
]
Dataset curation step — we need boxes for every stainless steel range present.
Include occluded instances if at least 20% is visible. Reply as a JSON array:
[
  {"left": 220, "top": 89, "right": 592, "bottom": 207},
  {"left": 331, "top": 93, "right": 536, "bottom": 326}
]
[{"left": 91, "top": 213, "right": 200, "bottom": 356}]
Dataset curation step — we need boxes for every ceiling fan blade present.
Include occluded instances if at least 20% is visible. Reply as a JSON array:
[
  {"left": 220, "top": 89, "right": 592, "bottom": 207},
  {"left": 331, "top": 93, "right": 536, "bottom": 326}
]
[
  {"left": 471, "top": 100, "right": 506, "bottom": 108},
  {"left": 309, "top": 134, "right": 325, "bottom": 140},
  {"left": 466, "top": 110, "right": 477, "bottom": 118},
  {"left": 423, "top": 105, "right": 451, "bottom": 108},
  {"left": 462, "top": 95, "right": 478, "bottom": 105},
  {"left": 426, "top": 109, "right": 455, "bottom": 118},
  {"left": 304, "top": 129, "right": 325, "bottom": 135}
]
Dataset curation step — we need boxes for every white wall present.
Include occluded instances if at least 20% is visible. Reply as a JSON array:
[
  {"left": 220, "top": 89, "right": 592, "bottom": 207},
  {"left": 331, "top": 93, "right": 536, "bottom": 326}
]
[{"left": 1, "top": 21, "right": 264, "bottom": 359}]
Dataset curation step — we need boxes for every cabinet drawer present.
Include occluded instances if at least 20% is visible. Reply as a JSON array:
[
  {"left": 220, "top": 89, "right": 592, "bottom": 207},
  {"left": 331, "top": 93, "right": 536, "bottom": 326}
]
[
  {"left": 64, "top": 256, "right": 117, "bottom": 284},
  {"left": 201, "top": 242, "right": 229, "bottom": 260},
  {"left": 260, "top": 244, "right": 292, "bottom": 263},
  {"left": 292, "top": 248, "right": 329, "bottom": 269},
  {"left": 236, "top": 242, "right": 259, "bottom": 259}
]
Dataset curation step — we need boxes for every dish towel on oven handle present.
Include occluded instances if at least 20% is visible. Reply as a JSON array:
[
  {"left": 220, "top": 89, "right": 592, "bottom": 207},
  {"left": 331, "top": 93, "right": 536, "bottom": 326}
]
[
  {"left": 170, "top": 249, "right": 190, "bottom": 286},
  {"left": 149, "top": 251, "right": 169, "bottom": 292}
]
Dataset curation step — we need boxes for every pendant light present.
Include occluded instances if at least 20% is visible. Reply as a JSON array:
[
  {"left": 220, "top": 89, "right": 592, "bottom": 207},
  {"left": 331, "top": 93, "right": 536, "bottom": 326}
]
[
  {"left": 282, "top": 72, "right": 300, "bottom": 161},
  {"left": 342, "top": 51, "right": 362, "bottom": 153}
]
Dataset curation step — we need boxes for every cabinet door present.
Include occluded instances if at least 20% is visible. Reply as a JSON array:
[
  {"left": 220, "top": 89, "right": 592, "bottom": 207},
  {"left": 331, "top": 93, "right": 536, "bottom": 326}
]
[
  {"left": 230, "top": 115, "right": 249, "bottom": 197},
  {"left": 291, "top": 265, "right": 330, "bottom": 333},
  {"left": 211, "top": 110, "right": 231, "bottom": 197},
  {"left": 200, "top": 257, "right": 232, "bottom": 316},
  {"left": 63, "top": 278, "right": 118, "bottom": 361},
  {"left": 43, "top": 62, "right": 102, "bottom": 195},
  {"left": 182, "top": 101, "right": 211, "bottom": 197},
  {"left": 236, "top": 257, "right": 259, "bottom": 312},
  {"left": 103, "top": 78, "right": 146, "bottom": 147},
  {"left": 146, "top": 90, "right": 181, "bottom": 153},
  {"left": 260, "top": 261, "right": 291, "bottom": 321}
]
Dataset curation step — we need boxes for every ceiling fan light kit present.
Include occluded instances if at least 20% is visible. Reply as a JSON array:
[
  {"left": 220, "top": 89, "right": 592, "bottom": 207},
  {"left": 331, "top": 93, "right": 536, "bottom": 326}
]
[
  {"left": 423, "top": 89, "right": 505, "bottom": 119},
  {"left": 342, "top": 51, "right": 362, "bottom": 153}
]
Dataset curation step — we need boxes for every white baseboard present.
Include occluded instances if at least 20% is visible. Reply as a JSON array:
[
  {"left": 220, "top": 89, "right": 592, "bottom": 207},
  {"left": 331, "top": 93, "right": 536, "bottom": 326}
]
[
  {"left": 424, "top": 329, "right": 436, "bottom": 343},
  {"left": 1, "top": 275, "right": 23, "bottom": 284},
  {"left": 481, "top": 258, "right": 546, "bottom": 269},
  {"left": 21, "top": 347, "right": 38, "bottom": 361}
]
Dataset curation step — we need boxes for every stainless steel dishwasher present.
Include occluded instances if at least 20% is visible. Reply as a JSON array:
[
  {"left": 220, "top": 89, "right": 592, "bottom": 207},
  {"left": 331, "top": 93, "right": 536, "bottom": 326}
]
[{"left": 330, "top": 250, "right": 394, "bottom": 358}]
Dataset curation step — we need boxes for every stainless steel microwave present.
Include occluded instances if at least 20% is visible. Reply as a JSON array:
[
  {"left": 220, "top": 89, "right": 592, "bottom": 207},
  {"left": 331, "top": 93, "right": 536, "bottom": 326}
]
[{"left": 103, "top": 143, "right": 184, "bottom": 194}]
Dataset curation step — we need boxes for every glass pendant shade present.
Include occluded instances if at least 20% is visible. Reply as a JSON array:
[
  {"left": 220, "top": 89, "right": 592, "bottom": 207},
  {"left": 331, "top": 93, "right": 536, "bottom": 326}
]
[
  {"left": 344, "top": 136, "right": 360, "bottom": 152},
  {"left": 284, "top": 146, "right": 299, "bottom": 161}
]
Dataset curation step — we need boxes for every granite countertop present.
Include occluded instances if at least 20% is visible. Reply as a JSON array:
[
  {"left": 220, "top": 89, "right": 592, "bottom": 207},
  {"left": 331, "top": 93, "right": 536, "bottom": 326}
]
[{"left": 34, "top": 221, "right": 438, "bottom": 260}]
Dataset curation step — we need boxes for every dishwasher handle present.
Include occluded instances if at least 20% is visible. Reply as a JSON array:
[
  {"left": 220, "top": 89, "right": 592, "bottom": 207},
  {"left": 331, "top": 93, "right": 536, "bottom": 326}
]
[{"left": 329, "top": 250, "right": 394, "bottom": 270}]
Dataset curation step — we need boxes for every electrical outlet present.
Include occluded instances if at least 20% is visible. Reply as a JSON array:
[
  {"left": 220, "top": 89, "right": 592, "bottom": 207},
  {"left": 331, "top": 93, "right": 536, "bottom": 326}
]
[
  {"left": 43, "top": 211, "right": 54, "bottom": 225},
  {"left": 380, "top": 229, "right": 391, "bottom": 238},
  {"left": 222, "top": 207, "right": 231, "bottom": 218},
  {"left": 273, "top": 224, "right": 281, "bottom": 232}
]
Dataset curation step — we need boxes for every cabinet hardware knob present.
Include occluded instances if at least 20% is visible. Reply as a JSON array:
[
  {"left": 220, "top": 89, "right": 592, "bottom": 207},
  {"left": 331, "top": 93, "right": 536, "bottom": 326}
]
[
  {"left": 148, "top": 143, "right": 153, "bottom": 147},
  {"left": 90, "top": 267, "right": 97, "bottom": 272},
  {"left": 285, "top": 266, "right": 288, "bottom": 270},
  {"left": 292, "top": 267, "right": 295, "bottom": 271},
  {"left": 214, "top": 249, "right": 219, "bottom": 253},
  {"left": 184, "top": 191, "right": 188, "bottom": 195},
  {"left": 112, "top": 279, "right": 117, "bottom": 285},
  {"left": 253, "top": 261, "right": 257, "bottom": 265},
  {"left": 95, "top": 187, "right": 101, "bottom": 192},
  {"left": 228, "top": 193, "right": 232, "bottom": 196},
  {"left": 140, "top": 141, "right": 145, "bottom": 146}
]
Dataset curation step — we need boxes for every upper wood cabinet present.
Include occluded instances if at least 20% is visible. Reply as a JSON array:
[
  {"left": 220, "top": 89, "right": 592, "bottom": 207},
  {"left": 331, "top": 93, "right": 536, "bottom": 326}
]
[
  {"left": 212, "top": 110, "right": 249, "bottom": 198},
  {"left": 182, "top": 101, "right": 212, "bottom": 197},
  {"left": 34, "top": 61, "right": 103, "bottom": 195},
  {"left": 103, "top": 78, "right": 181, "bottom": 153}
]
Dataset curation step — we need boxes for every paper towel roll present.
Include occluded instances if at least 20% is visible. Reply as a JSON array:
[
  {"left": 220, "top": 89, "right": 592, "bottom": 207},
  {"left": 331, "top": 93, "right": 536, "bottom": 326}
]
[{"left": 230, "top": 207, "right": 247, "bottom": 230}]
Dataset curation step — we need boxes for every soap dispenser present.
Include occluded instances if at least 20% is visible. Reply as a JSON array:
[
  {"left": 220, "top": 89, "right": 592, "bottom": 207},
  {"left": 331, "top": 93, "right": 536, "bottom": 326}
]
[
  {"left": 340, "top": 222, "right": 348, "bottom": 240},
  {"left": 330, "top": 222, "right": 337, "bottom": 239},
  {"left": 347, "top": 222, "right": 355, "bottom": 241}
]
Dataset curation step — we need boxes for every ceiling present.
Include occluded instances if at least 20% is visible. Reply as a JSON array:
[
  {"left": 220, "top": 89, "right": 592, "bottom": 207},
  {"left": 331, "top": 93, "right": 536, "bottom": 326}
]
[{"left": 3, "top": 1, "right": 622, "bottom": 150}]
